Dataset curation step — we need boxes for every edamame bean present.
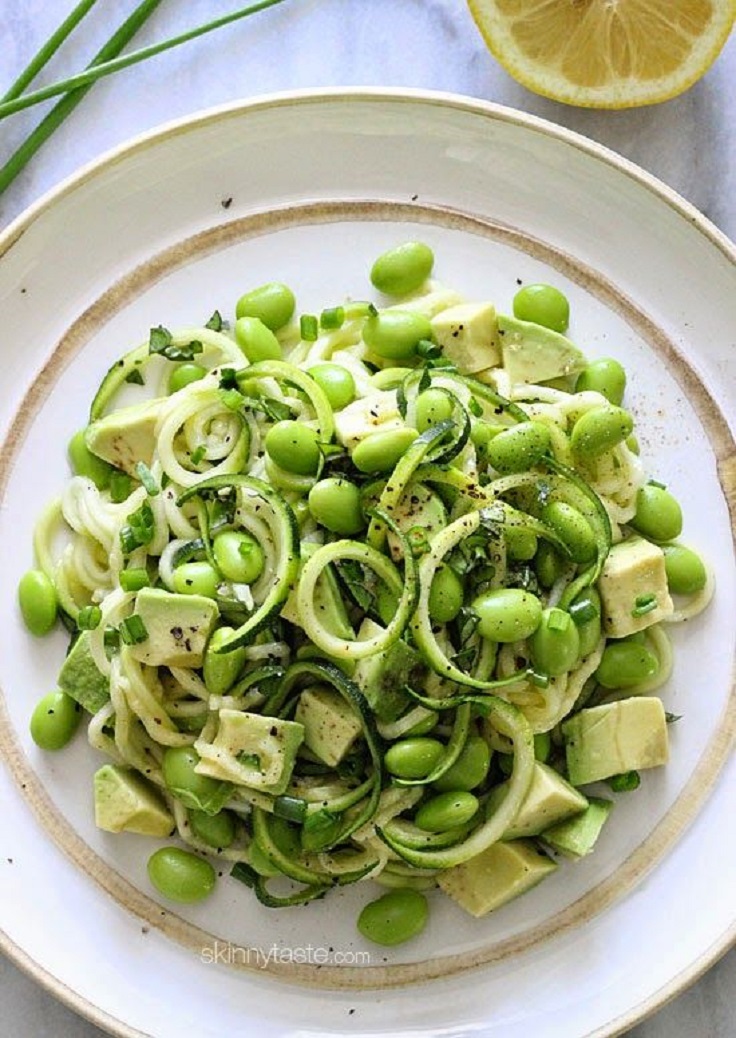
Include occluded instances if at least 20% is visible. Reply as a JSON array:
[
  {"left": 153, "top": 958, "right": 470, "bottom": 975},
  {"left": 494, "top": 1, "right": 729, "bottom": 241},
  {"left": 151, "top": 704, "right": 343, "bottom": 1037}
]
[
  {"left": 595, "top": 640, "right": 659, "bottom": 689},
  {"left": 385, "top": 737, "right": 444, "bottom": 780},
  {"left": 512, "top": 283, "right": 570, "bottom": 333},
  {"left": 357, "top": 888, "right": 428, "bottom": 946},
  {"left": 529, "top": 607, "right": 580, "bottom": 676},
  {"left": 308, "top": 478, "right": 365, "bottom": 534},
  {"left": 147, "top": 847, "right": 216, "bottom": 904},
  {"left": 18, "top": 569, "right": 58, "bottom": 636},
  {"left": 68, "top": 430, "right": 113, "bottom": 489},
  {"left": 308, "top": 363, "right": 356, "bottom": 410},
  {"left": 505, "top": 525, "right": 538, "bottom": 562},
  {"left": 30, "top": 691, "right": 81, "bottom": 751},
  {"left": 542, "top": 501, "right": 597, "bottom": 564},
  {"left": 486, "top": 421, "right": 550, "bottom": 474},
  {"left": 362, "top": 310, "right": 433, "bottom": 361},
  {"left": 570, "top": 405, "right": 633, "bottom": 459},
  {"left": 415, "top": 388, "right": 454, "bottom": 433},
  {"left": 265, "top": 420, "right": 322, "bottom": 476},
  {"left": 470, "top": 419, "right": 502, "bottom": 449},
  {"left": 428, "top": 564, "right": 464, "bottom": 623},
  {"left": 352, "top": 428, "right": 418, "bottom": 473},
  {"left": 472, "top": 588, "right": 543, "bottom": 643},
  {"left": 631, "top": 484, "right": 683, "bottom": 542},
  {"left": 168, "top": 363, "right": 207, "bottom": 394},
  {"left": 203, "top": 627, "right": 247, "bottom": 694},
  {"left": 575, "top": 358, "right": 626, "bottom": 405},
  {"left": 570, "top": 587, "right": 602, "bottom": 658},
  {"left": 234, "top": 315, "right": 282, "bottom": 362},
  {"left": 213, "top": 530, "right": 265, "bottom": 584},
  {"left": 370, "top": 242, "right": 434, "bottom": 296},
  {"left": 189, "top": 809, "right": 236, "bottom": 850},
  {"left": 534, "top": 541, "right": 565, "bottom": 589},
  {"left": 662, "top": 543, "right": 707, "bottom": 595},
  {"left": 235, "top": 281, "right": 295, "bottom": 331},
  {"left": 432, "top": 734, "right": 491, "bottom": 792},
  {"left": 415, "top": 791, "right": 479, "bottom": 832},
  {"left": 162, "top": 746, "right": 233, "bottom": 814},
  {"left": 173, "top": 560, "right": 219, "bottom": 598}
]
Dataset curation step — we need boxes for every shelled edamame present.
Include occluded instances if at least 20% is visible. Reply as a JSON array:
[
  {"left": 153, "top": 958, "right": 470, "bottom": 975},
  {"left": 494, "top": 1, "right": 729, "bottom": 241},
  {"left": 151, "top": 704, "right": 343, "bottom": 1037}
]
[{"left": 21, "top": 242, "right": 713, "bottom": 949}]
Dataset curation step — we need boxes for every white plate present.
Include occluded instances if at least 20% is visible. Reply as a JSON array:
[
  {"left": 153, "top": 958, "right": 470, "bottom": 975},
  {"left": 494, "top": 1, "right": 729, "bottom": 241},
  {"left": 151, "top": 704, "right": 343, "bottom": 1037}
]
[{"left": 0, "top": 89, "right": 734, "bottom": 1037}]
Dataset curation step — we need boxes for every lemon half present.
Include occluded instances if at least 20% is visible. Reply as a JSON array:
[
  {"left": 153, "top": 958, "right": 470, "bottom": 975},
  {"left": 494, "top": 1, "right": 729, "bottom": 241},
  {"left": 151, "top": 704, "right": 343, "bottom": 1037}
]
[{"left": 467, "top": 0, "right": 736, "bottom": 108}]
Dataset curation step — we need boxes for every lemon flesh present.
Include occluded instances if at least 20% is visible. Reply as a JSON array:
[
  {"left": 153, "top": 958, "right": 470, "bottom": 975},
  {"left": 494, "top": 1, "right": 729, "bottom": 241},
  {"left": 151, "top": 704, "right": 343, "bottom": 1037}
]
[{"left": 468, "top": 0, "right": 736, "bottom": 108}]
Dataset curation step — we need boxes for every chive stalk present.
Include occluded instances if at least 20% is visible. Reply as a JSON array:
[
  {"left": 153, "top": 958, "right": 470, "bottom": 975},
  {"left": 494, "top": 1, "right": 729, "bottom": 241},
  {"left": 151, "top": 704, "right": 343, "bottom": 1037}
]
[
  {"left": 1, "top": 0, "right": 100, "bottom": 103},
  {"left": 0, "top": 0, "right": 164, "bottom": 196},
  {"left": 0, "top": 0, "right": 289, "bottom": 123}
]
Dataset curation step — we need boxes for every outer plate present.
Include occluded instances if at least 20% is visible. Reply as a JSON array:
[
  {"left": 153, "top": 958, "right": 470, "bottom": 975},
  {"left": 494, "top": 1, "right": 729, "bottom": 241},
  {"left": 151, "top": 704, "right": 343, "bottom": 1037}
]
[{"left": 0, "top": 89, "right": 734, "bottom": 1037}]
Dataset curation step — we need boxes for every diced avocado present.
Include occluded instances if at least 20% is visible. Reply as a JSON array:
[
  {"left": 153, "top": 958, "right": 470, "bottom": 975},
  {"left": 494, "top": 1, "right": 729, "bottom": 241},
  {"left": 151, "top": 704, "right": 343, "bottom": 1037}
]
[
  {"left": 334, "top": 390, "right": 404, "bottom": 451},
  {"left": 352, "top": 619, "right": 423, "bottom": 722},
  {"left": 128, "top": 587, "right": 218, "bottom": 668},
  {"left": 194, "top": 709, "right": 304, "bottom": 795},
  {"left": 486, "top": 761, "right": 588, "bottom": 839},
  {"left": 281, "top": 542, "right": 353, "bottom": 641},
  {"left": 386, "top": 483, "right": 447, "bottom": 562},
  {"left": 542, "top": 797, "right": 613, "bottom": 858},
  {"left": 94, "top": 764, "right": 174, "bottom": 837},
  {"left": 563, "top": 696, "right": 669, "bottom": 786},
  {"left": 294, "top": 685, "right": 362, "bottom": 766},
  {"left": 598, "top": 537, "right": 674, "bottom": 638},
  {"left": 58, "top": 631, "right": 109, "bottom": 713},
  {"left": 85, "top": 398, "right": 162, "bottom": 477},
  {"left": 430, "top": 302, "right": 500, "bottom": 373},
  {"left": 497, "top": 314, "right": 586, "bottom": 385},
  {"left": 438, "top": 839, "right": 557, "bottom": 917}
]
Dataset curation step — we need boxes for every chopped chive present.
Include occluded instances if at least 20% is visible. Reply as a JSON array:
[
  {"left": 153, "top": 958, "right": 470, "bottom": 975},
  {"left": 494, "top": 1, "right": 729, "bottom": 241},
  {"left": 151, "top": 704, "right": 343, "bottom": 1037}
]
[
  {"left": 119, "top": 615, "right": 148, "bottom": 645},
  {"left": 632, "top": 593, "right": 657, "bottom": 618},
  {"left": 190, "top": 445, "right": 207, "bottom": 465},
  {"left": 406, "top": 525, "right": 430, "bottom": 557},
  {"left": 120, "top": 568, "right": 150, "bottom": 593},
  {"left": 135, "top": 461, "right": 159, "bottom": 496},
  {"left": 77, "top": 604, "right": 102, "bottom": 630},
  {"left": 103, "top": 625, "right": 120, "bottom": 655},
  {"left": 547, "top": 608, "right": 570, "bottom": 632},
  {"left": 273, "top": 795, "right": 308, "bottom": 823},
  {"left": 320, "top": 306, "right": 345, "bottom": 330},
  {"left": 220, "top": 388, "right": 244, "bottom": 411},
  {"left": 529, "top": 670, "right": 550, "bottom": 689},
  {"left": 120, "top": 500, "right": 154, "bottom": 554},
  {"left": 109, "top": 471, "right": 132, "bottom": 503},
  {"left": 569, "top": 598, "right": 599, "bottom": 625},
  {"left": 124, "top": 368, "right": 145, "bottom": 385},
  {"left": 300, "top": 314, "right": 319, "bottom": 341},
  {"left": 468, "top": 396, "right": 483, "bottom": 418},
  {"left": 607, "top": 770, "right": 640, "bottom": 792}
]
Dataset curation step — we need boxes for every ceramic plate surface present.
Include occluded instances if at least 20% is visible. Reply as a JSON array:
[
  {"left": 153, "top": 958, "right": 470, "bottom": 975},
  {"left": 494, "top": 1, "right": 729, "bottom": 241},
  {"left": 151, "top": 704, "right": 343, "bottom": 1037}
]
[{"left": 0, "top": 89, "right": 734, "bottom": 1038}]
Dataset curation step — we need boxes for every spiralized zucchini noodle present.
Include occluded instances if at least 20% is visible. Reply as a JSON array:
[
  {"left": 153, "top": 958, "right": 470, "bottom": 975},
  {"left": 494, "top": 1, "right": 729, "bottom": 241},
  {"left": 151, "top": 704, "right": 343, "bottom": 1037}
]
[{"left": 25, "top": 246, "right": 714, "bottom": 937}]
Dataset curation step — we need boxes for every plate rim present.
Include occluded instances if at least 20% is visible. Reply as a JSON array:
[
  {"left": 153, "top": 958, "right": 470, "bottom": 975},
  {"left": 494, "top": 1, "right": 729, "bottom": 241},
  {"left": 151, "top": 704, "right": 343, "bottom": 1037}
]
[{"left": 1, "top": 86, "right": 735, "bottom": 1037}]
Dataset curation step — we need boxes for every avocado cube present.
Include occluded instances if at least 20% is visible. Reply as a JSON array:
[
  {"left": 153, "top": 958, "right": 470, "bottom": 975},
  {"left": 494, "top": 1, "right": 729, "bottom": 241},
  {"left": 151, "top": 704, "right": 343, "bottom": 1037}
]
[
  {"left": 498, "top": 313, "right": 586, "bottom": 385},
  {"left": 85, "top": 398, "right": 162, "bottom": 476},
  {"left": 598, "top": 537, "right": 674, "bottom": 638},
  {"left": 486, "top": 761, "right": 588, "bottom": 839},
  {"left": 563, "top": 696, "right": 669, "bottom": 786},
  {"left": 295, "top": 685, "right": 362, "bottom": 766},
  {"left": 128, "top": 587, "right": 218, "bottom": 668},
  {"left": 58, "top": 631, "right": 109, "bottom": 713},
  {"left": 438, "top": 839, "right": 557, "bottom": 917},
  {"left": 542, "top": 797, "right": 613, "bottom": 858},
  {"left": 352, "top": 620, "right": 422, "bottom": 722},
  {"left": 194, "top": 709, "right": 304, "bottom": 795},
  {"left": 431, "top": 303, "right": 500, "bottom": 373},
  {"left": 94, "top": 764, "right": 174, "bottom": 837}
]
